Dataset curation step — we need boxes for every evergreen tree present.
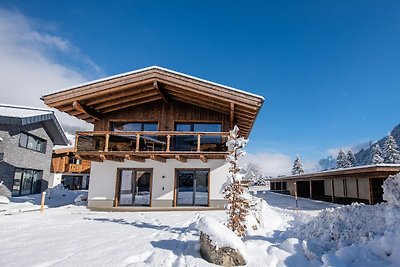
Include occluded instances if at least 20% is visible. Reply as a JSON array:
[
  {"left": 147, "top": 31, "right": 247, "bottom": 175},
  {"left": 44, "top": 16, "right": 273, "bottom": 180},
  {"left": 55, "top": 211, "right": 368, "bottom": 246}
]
[
  {"left": 383, "top": 134, "right": 400, "bottom": 164},
  {"left": 347, "top": 150, "right": 357, "bottom": 167},
  {"left": 336, "top": 149, "right": 349, "bottom": 168},
  {"left": 223, "top": 126, "right": 250, "bottom": 237},
  {"left": 291, "top": 155, "right": 304, "bottom": 175},
  {"left": 242, "top": 163, "right": 265, "bottom": 186},
  {"left": 371, "top": 143, "right": 384, "bottom": 164}
]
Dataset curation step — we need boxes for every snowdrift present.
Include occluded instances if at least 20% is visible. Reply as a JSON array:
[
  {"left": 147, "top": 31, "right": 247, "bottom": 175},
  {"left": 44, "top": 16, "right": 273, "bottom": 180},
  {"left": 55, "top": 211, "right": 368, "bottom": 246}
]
[{"left": 285, "top": 173, "right": 400, "bottom": 266}]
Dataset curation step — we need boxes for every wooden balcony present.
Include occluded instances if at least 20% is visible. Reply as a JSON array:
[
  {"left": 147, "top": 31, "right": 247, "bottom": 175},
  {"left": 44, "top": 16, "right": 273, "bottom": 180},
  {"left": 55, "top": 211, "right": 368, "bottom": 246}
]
[
  {"left": 75, "top": 131, "right": 229, "bottom": 163},
  {"left": 67, "top": 163, "right": 91, "bottom": 173}
]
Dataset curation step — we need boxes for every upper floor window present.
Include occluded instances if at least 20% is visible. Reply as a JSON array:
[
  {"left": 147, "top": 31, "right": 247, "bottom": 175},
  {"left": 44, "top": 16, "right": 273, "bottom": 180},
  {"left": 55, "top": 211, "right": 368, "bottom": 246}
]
[
  {"left": 111, "top": 122, "right": 158, "bottom": 132},
  {"left": 175, "top": 123, "right": 222, "bottom": 132},
  {"left": 174, "top": 123, "right": 222, "bottom": 151},
  {"left": 19, "top": 132, "right": 46, "bottom": 153}
]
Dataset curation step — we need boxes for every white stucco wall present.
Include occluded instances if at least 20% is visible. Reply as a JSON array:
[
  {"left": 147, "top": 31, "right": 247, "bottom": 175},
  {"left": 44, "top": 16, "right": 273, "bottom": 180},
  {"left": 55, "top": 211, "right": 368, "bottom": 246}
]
[
  {"left": 49, "top": 173, "right": 63, "bottom": 188},
  {"left": 88, "top": 158, "right": 229, "bottom": 207}
]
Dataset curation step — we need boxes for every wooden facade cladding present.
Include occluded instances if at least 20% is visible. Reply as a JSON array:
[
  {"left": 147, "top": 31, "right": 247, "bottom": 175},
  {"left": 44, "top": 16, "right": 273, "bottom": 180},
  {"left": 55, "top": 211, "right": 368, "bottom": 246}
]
[
  {"left": 51, "top": 148, "right": 91, "bottom": 174},
  {"left": 94, "top": 99, "right": 230, "bottom": 132},
  {"left": 41, "top": 66, "right": 264, "bottom": 138}
]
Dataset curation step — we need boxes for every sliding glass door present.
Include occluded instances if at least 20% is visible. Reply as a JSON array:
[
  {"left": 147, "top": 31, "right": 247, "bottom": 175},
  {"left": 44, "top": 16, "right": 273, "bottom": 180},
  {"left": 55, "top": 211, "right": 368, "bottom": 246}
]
[
  {"left": 176, "top": 170, "right": 209, "bottom": 206},
  {"left": 118, "top": 169, "right": 152, "bottom": 206},
  {"left": 12, "top": 168, "right": 43, "bottom": 196}
]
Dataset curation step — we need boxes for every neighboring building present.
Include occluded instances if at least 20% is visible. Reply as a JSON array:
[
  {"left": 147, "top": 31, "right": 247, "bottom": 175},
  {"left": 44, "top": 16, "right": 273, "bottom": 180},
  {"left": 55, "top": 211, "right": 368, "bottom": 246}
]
[
  {"left": 42, "top": 66, "right": 264, "bottom": 210},
  {"left": 50, "top": 147, "right": 91, "bottom": 190},
  {"left": 0, "top": 104, "right": 68, "bottom": 197},
  {"left": 268, "top": 164, "right": 400, "bottom": 205}
]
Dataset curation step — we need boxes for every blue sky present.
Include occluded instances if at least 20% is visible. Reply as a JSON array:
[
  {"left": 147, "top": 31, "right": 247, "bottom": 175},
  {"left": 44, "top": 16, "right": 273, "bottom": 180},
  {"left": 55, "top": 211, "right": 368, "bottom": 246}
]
[{"left": 1, "top": 1, "right": 400, "bottom": 171}]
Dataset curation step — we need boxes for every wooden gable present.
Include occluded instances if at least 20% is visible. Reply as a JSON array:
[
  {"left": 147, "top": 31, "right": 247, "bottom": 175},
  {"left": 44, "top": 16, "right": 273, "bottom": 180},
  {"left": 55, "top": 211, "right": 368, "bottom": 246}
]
[{"left": 42, "top": 66, "right": 264, "bottom": 138}]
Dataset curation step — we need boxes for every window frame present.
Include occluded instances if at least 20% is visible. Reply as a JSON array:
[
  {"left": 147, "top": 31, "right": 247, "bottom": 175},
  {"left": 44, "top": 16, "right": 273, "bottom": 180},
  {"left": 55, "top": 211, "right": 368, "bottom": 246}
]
[
  {"left": 12, "top": 168, "right": 43, "bottom": 196},
  {"left": 19, "top": 132, "right": 47, "bottom": 153}
]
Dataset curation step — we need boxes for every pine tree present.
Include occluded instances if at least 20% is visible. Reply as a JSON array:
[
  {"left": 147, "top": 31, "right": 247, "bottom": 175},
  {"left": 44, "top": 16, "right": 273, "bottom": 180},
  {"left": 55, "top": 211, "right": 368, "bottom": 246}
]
[
  {"left": 347, "top": 150, "right": 357, "bottom": 167},
  {"left": 223, "top": 126, "right": 250, "bottom": 237},
  {"left": 291, "top": 155, "right": 304, "bottom": 175},
  {"left": 383, "top": 134, "right": 400, "bottom": 164},
  {"left": 371, "top": 143, "right": 384, "bottom": 164},
  {"left": 336, "top": 149, "right": 349, "bottom": 168}
]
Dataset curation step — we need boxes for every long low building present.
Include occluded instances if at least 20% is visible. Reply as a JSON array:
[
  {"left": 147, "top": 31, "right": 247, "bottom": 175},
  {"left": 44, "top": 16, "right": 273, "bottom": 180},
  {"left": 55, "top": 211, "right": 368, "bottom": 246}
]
[{"left": 268, "top": 164, "right": 400, "bottom": 205}]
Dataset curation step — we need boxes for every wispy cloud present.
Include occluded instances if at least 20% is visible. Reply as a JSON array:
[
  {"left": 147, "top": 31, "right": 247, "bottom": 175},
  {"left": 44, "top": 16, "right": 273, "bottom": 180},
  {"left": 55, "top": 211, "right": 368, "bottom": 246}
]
[
  {"left": 240, "top": 152, "right": 319, "bottom": 177},
  {"left": 326, "top": 140, "right": 372, "bottom": 156},
  {"left": 0, "top": 8, "right": 102, "bottom": 128}
]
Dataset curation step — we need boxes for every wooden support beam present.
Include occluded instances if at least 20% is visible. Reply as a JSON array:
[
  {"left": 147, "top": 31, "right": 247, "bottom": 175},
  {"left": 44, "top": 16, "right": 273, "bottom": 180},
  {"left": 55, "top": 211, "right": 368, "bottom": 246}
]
[
  {"left": 153, "top": 81, "right": 168, "bottom": 103},
  {"left": 166, "top": 135, "right": 171, "bottom": 152},
  {"left": 72, "top": 101, "right": 102, "bottom": 121},
  {"left": 124, "top": 155, "right": 146, "bottom": 163},
  {"left": 200, "top": 154, "right": 208, "bottom": 163},
  {"left": 197, "top": 134, "right": 201, "bottom": 152},
  {"left": 230, "top": 102, "right": 235, "bottom": 129},
  {"left": 150, "top": 155, "right": 166, "bottom": 163},
  {"left": 105, "top": 155, "right": 124, "bottom": 162},
  {"left": 175, "top": 155, "right": 187, "bottom": 163}
]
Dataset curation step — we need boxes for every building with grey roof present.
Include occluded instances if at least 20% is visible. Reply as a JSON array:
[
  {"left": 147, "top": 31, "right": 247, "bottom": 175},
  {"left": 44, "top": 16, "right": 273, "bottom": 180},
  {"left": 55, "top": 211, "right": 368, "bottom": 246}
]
[{"left": 0, "top": 104, "right": 67, "bottom": 197}]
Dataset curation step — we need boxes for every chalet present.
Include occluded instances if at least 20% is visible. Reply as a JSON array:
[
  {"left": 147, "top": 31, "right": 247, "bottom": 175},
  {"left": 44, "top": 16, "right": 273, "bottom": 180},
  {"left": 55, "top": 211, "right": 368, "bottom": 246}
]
[
  {"left": 41, "top": 66, "right": 264, "bottom": 210},
  {"left": 268, "top": 164, "right": 400, "bottom": 205},
  {"left": 0, "top": 104, "right": 67, "bottom": 197},
  {"left": 50, "top": 147, "right": 91, "bottom": 190}
]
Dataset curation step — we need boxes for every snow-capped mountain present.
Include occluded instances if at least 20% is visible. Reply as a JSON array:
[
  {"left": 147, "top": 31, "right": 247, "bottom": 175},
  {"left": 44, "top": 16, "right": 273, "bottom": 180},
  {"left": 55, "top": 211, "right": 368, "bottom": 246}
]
[{"left": 319, "top": 123, "right": 400, "bottom": 169}]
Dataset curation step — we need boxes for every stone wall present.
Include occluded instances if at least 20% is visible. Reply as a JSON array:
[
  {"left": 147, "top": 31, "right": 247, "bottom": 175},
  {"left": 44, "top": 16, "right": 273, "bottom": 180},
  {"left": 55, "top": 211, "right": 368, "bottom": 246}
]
[{"left": 0, "top": 123, "right": 54, "bottom": 195}]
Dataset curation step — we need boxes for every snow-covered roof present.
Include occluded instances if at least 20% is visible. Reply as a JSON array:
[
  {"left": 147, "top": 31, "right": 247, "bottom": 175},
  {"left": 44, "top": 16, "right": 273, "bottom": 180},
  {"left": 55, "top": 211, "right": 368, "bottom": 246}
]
[
  {"left": 42, "top": 66, "right": 264, "bottom": 138},
  {"left": 0, "top": 104, "right": 68, "bottom": 145},
  {"left": 45, "top": 66, "right": 265, "bottom": 101},
  {"left": 270, "top": 164, "right": 400, "bottom": 180}
]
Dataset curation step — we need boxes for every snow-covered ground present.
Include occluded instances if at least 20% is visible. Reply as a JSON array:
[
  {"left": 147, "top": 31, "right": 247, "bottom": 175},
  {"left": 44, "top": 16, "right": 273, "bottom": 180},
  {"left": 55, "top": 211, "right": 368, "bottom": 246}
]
[{"left": 0, "top": 188, "right": 399, "bottom": 266}]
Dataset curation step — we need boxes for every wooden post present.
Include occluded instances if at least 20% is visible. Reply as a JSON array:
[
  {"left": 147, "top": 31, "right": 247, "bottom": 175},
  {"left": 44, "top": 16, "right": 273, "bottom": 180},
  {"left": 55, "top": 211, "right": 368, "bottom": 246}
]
[
  {"left": 74, "top": 133, "right": 79, "bottom": 152},
  {"left": 197, "top": 134, "right": 201, "bottom": 152},
  {"left": 309, "top": 180, "right": 313, "bottom": 199},
  {"left": 104, "top": 134, "right": 110, "bottom": 152},
  {"left": 230, "top": 102, "right": 235, "bottom": 129},
  {"left": 135, "top": 133, "right": 140, "bottom": 152},
  {"left": 331, "top": 179, "right": 335, "bottom": 203},
  {"left": 166, "top": 135, "right": 171, "bottom": 152},
  {"left": 368, "top": 179, "right": 373, "bottom": 205},
  {"left": 40, "top": 192, "right": 46, "bottom": 212},
  {"left": 294, "top": 181, "right": 298, "bottom": 209}
]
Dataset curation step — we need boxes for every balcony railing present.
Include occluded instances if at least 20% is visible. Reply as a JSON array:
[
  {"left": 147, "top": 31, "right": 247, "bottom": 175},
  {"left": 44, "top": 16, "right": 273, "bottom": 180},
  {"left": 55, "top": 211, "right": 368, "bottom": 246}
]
[
  {"left": 67, "top": 163, "right": 91, "bottom": 173},
  {"left": 75, "top": 131, "right": 229, "bottom": 153}
]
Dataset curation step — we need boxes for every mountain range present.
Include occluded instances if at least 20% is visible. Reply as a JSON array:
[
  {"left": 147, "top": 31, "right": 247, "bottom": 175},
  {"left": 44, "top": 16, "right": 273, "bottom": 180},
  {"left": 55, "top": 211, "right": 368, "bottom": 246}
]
[{"left": 319, "top": 123, "right": 400, "bottom": 169}]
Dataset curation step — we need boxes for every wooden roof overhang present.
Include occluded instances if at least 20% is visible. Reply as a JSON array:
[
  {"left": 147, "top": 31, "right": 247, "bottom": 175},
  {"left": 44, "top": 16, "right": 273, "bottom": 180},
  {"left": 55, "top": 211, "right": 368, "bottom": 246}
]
[{"left": 41, "top": 66, "right": 264, "bottom": 138}]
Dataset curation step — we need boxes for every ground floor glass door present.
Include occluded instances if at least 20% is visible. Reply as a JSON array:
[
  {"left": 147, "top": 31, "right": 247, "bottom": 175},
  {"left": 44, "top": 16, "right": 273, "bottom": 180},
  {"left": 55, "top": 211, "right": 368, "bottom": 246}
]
[
  {"left": 118, "top": 169, "right": 151, "bottom": 206},
  {"left": 176, "top": 170, "right": 209, "bottom": 206}
]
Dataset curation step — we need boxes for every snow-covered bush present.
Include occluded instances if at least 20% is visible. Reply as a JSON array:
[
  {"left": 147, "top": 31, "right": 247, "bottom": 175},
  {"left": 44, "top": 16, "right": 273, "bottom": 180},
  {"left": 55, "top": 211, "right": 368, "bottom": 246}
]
[
  {"left": 223, "top": 126, "right": 250, "bottom": 237},
  {"left": 382, "top": 173, "right": 400, "bottom": 206},
  {"left": 45, "top": 184, "right": 68, "bottom": 199}
]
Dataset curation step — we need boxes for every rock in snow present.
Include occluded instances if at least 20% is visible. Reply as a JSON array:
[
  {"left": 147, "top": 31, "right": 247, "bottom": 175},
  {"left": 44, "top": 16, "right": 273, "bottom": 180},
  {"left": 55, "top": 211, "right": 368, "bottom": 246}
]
[{"left": 198, "top": 216, "right": 247, "bottom": 266}]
